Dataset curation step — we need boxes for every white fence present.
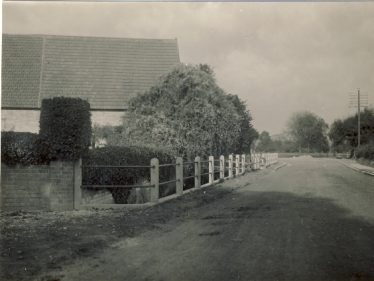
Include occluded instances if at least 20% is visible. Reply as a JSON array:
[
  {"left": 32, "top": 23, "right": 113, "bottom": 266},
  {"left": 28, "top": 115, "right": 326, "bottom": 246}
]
[{"left": 149, "top": 153, "right": 278, "bottom": 203}]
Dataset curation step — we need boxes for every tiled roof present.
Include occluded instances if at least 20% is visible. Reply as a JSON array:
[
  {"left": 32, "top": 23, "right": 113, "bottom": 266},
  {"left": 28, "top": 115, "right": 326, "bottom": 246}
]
[
  {"left": 2, "top": 34, "right": 180, "bottom": 110},
  {"left": 2, "top": 35, "right": 43, "bottom": 108}
]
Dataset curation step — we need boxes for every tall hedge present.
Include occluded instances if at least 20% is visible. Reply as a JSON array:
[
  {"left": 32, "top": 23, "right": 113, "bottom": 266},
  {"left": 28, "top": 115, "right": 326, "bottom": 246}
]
[{"left": 39, "top": 97, "right": 92, "bottom": 161}]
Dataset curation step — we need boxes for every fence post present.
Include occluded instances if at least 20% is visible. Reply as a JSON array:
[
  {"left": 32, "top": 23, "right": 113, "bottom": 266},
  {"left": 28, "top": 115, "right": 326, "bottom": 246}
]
[
  {"left": 229, "top": 154, "right": 233, "bottom": 178},
  {"left": 208, "top": 156, "right": 214, "bottom": 185},
  {"left": 73, "top": 158, "right": 82, "bottom": 210},
  {"left": 241, "top": 154, "right": 245, "bottom": 174},
  {"left": 235, "top": 154, "right": 240, "bottom": 176},
  {"left": 150, "top": 158, "right": 159, "bottom": 203},
  {"left": 219, "top": 155, "right": 225, "bottom": 179},
  {"left": 176, "top": 157, "right": 183, "bottom": 196},
  {"left": 194, "top": 156, "right": 201, "bottom": 189}
]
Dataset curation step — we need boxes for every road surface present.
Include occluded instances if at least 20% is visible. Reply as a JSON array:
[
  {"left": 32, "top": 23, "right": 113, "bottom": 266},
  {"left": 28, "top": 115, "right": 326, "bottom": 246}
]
[{"left": 39, "top": 157, "right": 374, "bottom": 281}]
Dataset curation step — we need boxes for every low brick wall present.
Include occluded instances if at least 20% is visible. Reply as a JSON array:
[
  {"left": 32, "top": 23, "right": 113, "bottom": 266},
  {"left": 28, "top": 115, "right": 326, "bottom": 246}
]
[{"left": 1, "top": 161, "right": 78, "bottom": 212}]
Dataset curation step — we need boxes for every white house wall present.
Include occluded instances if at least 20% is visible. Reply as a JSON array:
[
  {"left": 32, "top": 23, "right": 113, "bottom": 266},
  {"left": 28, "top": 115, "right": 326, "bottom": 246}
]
[
  {"left": 1, "top": 110, "right": 40, "bottom": 133},
  {"left": 90, "top": 111, "right": 124, "bottom": 127},
  {"left": 1, "top": 110, "right": 125, "bottom": 133}
]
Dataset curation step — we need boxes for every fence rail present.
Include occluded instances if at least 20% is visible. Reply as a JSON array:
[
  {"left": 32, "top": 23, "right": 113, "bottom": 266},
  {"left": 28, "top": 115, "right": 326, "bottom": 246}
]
[
  {"left": 82, "top": 165, "right": 153, "bottom": 168},
  {"left": 80, "top": 152, "right": 278, "bottom": 205},
  {"left": 81, "top": 184, "right": 155, "bottom": 189}
]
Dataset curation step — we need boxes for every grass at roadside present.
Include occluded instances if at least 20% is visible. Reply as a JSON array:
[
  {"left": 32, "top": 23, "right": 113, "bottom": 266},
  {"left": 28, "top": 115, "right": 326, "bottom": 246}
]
[{"left": 356, "top": 158, "right": 374, "bottom": 169}]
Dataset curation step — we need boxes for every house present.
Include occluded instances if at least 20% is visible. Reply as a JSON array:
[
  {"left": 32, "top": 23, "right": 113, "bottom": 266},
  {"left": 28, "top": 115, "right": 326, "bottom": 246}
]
[{"left": 1, "top": 34, "right": 180, "bottom": 132}]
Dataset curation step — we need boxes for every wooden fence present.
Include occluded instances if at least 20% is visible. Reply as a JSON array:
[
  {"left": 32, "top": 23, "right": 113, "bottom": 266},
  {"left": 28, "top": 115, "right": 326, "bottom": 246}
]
[{"left": 80, "top": 153, "right": 278, "bottom": 206}]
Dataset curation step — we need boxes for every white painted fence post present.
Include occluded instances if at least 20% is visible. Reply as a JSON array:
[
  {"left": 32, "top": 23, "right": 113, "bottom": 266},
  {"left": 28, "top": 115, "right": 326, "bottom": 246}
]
[
  {"left": 219, "top": 155, "right": 225, "bottom": 179},
  {"left": 176, "top": 157, "right": 183, "bottom": 196},
  {"left": 229, "top": 154, "right": 233, "bottom": 178},
  {"left": 194, "top": 156, "right": 201, "bottom": 189},
  {"left": 241, "top": 154, "right": 245, "bottom": 174},
  {"left": 235, "top": 154, "right": 240, "bottom": 176},
  {"left": 209, "top": 156, "right": 214, "bottom": 185},
  {"left": 150, "top": 158, "right": 159, "bottom": 203}
]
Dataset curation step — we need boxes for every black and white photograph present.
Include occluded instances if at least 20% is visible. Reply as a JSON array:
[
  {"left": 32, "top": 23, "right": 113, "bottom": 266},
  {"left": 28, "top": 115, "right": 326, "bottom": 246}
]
[{"left": 1, "top": 1, "right": 374, "bottom": 281}]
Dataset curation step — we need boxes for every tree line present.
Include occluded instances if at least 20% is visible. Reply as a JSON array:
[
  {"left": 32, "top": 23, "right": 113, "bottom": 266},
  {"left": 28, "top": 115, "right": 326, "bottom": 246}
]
[{"left": 256, "top": 108, "right": 374, "bottom": 157}]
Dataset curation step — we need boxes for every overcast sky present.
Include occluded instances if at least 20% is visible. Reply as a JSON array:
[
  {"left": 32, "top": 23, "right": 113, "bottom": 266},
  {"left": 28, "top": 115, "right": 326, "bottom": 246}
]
[{"left": 3, "top": 1, "right": 374, "bottom": 135}]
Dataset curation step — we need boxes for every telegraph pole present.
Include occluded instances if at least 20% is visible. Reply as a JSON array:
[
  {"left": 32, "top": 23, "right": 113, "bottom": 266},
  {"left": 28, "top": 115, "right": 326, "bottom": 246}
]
[
  {"left": 349, "top": 89, "right": 368, "bottom": 152},
  {"left": 357, "top": 88, "right": 360, "bottom": 149}
]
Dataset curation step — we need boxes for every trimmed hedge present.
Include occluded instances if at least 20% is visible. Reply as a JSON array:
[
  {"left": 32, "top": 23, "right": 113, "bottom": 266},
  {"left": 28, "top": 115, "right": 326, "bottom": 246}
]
[
  {"left": 82, "top": 146, "right": 175, "bottom": 203},
  {"left": 39, "top": 97, "right": 92, "bottom": 161},
  {"left": 1, "top": 132, "right": 43, "bottom": 166}
]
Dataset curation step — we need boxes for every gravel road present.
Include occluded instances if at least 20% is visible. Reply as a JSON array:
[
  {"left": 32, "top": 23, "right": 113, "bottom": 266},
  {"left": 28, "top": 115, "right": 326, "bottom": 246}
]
[{"left": 39, "top": 157, "right": 374, "bottom": 281}]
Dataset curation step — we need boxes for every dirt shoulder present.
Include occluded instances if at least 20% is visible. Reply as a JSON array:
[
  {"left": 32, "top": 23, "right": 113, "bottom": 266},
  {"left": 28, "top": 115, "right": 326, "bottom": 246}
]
[{"left": 0, "top": 169, "right": 270, "bottom": 281}]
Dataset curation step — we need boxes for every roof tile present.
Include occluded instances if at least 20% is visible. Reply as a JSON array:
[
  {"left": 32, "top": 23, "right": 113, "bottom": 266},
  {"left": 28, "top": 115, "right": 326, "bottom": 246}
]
[{"left": 2, "top": 34, "right": 180, "bottom": 110}]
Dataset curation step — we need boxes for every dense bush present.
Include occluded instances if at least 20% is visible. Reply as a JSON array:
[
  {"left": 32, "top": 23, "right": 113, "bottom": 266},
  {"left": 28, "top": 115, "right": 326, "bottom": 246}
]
[
  {"left": 82, "top": 146, "right": 175, "bottom": 203},
  {"left": 104, "top": 64, "right": 257, "bottom": 160},
  {"left": 356, "top": 143, "right": 374, "bottom": 160},
  {"left": 1, "top": 132, "right": 44, "bottom": 166},
  {"left": 329, "top": 108, "right": 374, "bottom": 151},
  {"left": 39, "top": 97, "right": 92, "bottom": 161}
]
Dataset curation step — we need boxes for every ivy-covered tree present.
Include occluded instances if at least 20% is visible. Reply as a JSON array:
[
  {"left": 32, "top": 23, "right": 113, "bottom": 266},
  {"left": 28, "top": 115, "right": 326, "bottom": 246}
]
[{"left": 109, "top": 64, "right": 257, "bottom": 159}]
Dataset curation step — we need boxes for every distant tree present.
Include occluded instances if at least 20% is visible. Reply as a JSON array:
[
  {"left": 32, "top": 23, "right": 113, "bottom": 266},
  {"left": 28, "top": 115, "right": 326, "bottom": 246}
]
[
  {"left": 110, "top": 64, "right": 257, "bottom": 159},
  {"left": 256, "top": 131, "right": 275, "bottom": 152},
  {"left": 329, "top": 107, "right": 374, "bottom": 152},
  {"left": 271, "top": 133, "right": 300, "bottom": 153},
  {"left": 287, "top": 111, "right": 329, "bottom": 153}
]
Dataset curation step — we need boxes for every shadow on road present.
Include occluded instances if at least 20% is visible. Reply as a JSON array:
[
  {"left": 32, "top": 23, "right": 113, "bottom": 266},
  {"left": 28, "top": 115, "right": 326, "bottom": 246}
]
[
  {"left": 2, "top": 184, "right": 374, "bottom": 281},
  {"left": 197, "top": 190, "right": 374, "bottom": 281}
]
